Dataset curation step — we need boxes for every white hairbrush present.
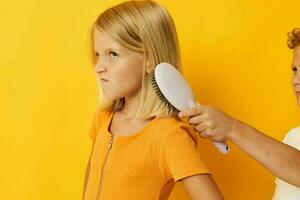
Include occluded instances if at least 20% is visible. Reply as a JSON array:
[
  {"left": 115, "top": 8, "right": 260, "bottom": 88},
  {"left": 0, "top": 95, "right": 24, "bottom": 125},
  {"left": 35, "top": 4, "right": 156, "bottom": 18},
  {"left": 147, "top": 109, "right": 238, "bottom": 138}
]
[{"left": 151, "top": 62, "right": 230, "bottom": 154}]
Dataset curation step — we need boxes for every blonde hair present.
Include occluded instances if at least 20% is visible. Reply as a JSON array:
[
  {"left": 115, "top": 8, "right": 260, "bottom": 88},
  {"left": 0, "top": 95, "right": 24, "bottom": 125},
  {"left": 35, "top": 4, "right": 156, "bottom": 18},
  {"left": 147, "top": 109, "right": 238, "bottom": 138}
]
[{"left": 89, "top": 0, "right": 182, "bottom": 119}]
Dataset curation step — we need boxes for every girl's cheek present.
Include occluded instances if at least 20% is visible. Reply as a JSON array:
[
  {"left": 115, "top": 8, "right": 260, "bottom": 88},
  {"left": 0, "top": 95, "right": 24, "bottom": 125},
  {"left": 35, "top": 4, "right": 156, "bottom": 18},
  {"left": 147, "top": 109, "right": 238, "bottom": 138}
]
[{"left": 292, "top": 73, "right": 297, "bottom": 85}]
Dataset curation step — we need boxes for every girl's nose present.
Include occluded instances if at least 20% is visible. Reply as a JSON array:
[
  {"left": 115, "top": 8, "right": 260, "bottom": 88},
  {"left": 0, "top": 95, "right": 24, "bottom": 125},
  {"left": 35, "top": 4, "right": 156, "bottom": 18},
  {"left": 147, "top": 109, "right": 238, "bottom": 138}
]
[
  {"left": 94, "top": 61, "right": 107, "bottom": 74},
  {"left": 293, "top": 71, "right": 300, "bottom": 85}
]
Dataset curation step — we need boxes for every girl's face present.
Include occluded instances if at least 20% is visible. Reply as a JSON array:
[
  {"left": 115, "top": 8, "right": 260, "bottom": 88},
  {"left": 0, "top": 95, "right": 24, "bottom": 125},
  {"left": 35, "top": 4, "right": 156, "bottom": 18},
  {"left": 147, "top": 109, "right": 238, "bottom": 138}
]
[
  {"left": 93, "top": 28, "right": 145, "bottom": 100},
  {"left": 291, "top": 45, "right": 300, "bottom": 107}
]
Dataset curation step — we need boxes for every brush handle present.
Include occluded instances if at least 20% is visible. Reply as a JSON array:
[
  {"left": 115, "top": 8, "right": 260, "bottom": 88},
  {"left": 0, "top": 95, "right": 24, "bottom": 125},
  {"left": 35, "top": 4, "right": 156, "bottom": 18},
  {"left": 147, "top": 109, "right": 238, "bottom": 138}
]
[{"left": 213, "top": 141, "right": 230, "bottom": 154}]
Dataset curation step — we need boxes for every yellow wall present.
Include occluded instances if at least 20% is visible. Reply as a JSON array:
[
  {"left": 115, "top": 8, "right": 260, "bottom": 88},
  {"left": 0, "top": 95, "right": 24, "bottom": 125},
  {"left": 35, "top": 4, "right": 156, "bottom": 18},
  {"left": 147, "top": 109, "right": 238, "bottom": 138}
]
[{"left": 0, "top": 0, "right": 299, "bottom": 199}]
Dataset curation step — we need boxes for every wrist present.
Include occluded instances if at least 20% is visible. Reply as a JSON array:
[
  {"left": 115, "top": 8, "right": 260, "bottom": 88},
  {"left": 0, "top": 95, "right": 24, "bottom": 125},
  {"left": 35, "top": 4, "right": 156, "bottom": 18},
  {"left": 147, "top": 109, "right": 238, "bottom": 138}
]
[{"left": 227, "top": 119, "right": 247, "bottom": 142}]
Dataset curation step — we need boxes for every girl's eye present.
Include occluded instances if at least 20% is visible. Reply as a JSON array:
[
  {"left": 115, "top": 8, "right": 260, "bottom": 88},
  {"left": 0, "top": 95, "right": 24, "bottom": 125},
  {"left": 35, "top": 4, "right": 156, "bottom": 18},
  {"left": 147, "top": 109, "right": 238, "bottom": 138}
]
[
  {"left": 95, "top": 52, "right": 99, "bottom": 57},
  {"left": 292, "top": 67, "right": 297, "bottom": 73},
  {"left": 109, "top": 51, "right": 118, "bottom": 59}
]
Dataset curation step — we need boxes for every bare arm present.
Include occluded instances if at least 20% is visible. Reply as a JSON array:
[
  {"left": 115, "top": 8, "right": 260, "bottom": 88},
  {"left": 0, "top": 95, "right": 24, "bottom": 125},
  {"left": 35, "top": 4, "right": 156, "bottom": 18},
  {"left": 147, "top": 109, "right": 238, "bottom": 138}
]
[
  {"left": 229, "top": 122, "right": 300, "bottom": 187},
  {"left": 181, "top": 174, "right": 224, "bottom": 200},
  {"left": 178, "top": 104, "right": 300, "bottom": 187}
]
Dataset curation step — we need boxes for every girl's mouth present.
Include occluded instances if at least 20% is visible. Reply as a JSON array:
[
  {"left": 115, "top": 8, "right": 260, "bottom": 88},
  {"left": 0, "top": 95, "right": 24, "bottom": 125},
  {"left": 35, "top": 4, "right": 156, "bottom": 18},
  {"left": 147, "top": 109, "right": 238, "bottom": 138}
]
[{"left": 100, "top": 78, "right": 109, "bottom": 82}]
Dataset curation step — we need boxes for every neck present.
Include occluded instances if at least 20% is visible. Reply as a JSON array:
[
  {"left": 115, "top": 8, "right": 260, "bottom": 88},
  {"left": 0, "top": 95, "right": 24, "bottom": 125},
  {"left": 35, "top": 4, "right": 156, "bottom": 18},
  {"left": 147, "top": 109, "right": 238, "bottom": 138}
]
[{"left": 120, "top": 91, "right": 141, "bottom": 120}]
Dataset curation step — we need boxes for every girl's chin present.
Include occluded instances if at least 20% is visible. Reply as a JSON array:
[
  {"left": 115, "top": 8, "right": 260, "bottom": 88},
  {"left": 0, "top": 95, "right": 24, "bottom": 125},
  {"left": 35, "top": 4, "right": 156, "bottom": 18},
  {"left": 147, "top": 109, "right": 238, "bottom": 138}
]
[{"left": 102, "top": 93, "right": 120, "bottom": 101}]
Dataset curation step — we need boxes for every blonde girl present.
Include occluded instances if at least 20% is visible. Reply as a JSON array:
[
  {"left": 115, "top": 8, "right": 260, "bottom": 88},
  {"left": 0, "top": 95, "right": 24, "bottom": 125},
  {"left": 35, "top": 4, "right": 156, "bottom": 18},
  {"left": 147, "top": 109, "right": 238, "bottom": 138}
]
[{"left": 83, "top": 1, "right": 224, "bottom": 199}]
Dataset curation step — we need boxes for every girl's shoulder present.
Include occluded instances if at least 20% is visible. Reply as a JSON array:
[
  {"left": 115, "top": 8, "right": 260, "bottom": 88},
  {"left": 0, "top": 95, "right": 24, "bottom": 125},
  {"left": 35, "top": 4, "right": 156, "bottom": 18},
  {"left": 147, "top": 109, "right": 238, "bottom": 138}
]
[
  {"left": 154, "top": 116, "right": 188, "bottom": 132},
  {"left": 153, "top": 116, "right": 199, "bottom": 144}
]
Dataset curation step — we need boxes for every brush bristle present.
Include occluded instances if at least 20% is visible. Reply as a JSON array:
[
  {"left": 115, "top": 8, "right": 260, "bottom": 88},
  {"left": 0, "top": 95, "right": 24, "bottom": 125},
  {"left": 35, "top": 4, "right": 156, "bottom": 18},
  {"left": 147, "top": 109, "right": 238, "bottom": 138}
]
[{"left": 150, "top": 71, "right": 180, "bottom": 113}]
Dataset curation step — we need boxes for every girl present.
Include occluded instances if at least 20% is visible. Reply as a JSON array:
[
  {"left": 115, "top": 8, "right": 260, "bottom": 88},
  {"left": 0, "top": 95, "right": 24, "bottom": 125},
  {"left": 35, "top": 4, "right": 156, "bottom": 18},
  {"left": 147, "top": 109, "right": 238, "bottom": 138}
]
[{"left": 82, "top": 1, "right": 224, "bottom": 200}]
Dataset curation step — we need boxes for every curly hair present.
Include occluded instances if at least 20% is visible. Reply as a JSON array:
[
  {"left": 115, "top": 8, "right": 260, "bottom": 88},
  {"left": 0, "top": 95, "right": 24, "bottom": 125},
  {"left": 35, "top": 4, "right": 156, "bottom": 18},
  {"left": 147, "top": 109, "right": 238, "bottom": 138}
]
[{"left": 287, "top": 28, "right": 300, "bottom": 49}]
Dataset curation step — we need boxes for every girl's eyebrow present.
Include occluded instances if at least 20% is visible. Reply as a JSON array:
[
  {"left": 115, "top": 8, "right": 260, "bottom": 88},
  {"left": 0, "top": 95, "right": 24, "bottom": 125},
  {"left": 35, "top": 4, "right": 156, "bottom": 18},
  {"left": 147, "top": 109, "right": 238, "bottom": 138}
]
[{"left": 94, "top": 47, "right": 124, "bottom": 53}]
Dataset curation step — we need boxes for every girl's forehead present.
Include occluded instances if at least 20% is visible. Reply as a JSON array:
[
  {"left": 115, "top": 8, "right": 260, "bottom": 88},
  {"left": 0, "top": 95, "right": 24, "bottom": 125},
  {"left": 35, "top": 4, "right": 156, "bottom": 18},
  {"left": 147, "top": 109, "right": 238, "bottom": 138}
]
[{"left": 93, "top": 29, "right": 124, "bottom": 51}]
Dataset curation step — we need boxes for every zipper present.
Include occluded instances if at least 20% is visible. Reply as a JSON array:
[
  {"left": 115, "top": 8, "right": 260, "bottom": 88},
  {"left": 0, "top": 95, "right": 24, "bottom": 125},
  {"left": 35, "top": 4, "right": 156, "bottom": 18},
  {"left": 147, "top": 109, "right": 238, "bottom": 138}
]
[{"left": 96, "top": 135, "right": 114, "bottom": 200}]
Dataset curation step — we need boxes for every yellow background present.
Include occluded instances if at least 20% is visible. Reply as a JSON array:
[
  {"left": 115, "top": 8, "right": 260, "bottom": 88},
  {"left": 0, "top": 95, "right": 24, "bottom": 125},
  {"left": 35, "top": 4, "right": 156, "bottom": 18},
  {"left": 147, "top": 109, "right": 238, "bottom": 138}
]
[{"left": 0, "top": 0, "right": 299, "bottom": 199}]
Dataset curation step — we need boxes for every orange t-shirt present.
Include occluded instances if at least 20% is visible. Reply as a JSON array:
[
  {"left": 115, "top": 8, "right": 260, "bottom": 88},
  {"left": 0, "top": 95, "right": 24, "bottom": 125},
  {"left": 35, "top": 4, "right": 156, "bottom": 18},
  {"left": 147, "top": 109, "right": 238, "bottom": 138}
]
[{"left": 83, "top": 108, "right": 211, "bottom": 200}]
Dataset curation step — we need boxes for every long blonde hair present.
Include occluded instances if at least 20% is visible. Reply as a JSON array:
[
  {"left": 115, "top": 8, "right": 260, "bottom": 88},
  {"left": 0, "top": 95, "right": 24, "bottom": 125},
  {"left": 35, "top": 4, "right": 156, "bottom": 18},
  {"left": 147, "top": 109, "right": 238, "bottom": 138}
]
[{"left": 89, "top": 0, "right": 182, "bottom": 119}]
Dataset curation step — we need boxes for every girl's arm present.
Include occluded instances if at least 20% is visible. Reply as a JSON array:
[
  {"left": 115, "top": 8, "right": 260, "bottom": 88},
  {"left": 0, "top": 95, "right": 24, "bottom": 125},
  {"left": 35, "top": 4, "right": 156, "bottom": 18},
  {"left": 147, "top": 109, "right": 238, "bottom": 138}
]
[{"left": 181, "top": 174, "right": 224, "bottom": 200}]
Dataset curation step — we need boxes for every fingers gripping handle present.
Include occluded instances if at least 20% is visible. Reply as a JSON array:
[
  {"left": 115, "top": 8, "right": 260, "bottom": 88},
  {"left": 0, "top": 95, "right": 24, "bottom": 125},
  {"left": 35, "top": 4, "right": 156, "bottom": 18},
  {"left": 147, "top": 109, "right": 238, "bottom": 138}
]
[
  {"left": 213, "top": 141, "right": 230, "bottom": 154},
  {"left": 190, "top": 101, "right": 230, "bottom": 154}
]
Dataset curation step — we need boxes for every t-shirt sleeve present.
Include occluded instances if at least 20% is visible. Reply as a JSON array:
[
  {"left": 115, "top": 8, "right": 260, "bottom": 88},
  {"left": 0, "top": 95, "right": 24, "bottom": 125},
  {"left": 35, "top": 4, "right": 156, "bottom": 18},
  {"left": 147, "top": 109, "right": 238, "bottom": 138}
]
[
  {"left": 88, "top": 107, "right": 102, "bottom": 141},
  {"left": 159, "top": 122, "right": 211, "bottom": 182},
  {"left": 282, "top": 127, "right": 300, "bottom": 150}
]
